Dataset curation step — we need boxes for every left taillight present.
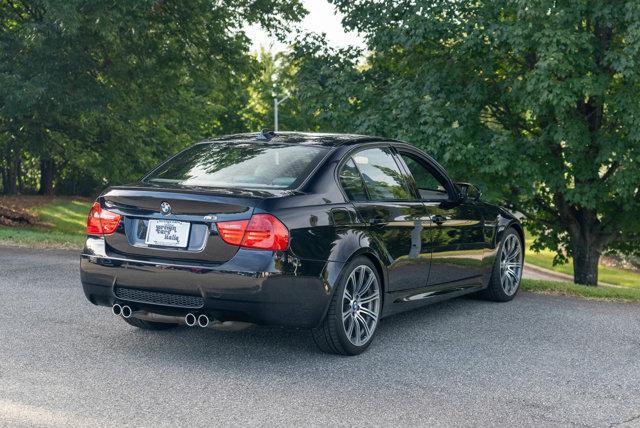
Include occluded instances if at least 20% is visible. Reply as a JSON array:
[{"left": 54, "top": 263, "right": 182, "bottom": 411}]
[{"left": 86, "top": 202, "right": 121, "bottom": 235}]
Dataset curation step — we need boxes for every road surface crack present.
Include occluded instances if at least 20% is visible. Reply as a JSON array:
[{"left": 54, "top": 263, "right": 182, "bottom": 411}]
[{"left": 610, "top": 412, "right": 640, "bottom": 427}]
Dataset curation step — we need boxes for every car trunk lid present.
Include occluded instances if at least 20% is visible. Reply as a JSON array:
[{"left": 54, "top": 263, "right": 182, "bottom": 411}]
[{"left": 100, "top": 185, "right": 274, "bottom": 264}]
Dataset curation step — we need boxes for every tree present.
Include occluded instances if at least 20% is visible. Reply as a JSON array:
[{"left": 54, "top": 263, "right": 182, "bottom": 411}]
[
  {"left": 0, "top": 0, "right": 305, "bottom": 194},
  {"left": 292, "top": 0, "right": 640, "bottom": 285},
  {"left": 290, "top": 34, "right": 366, "bottom": 132},
  {"left": 244, "top": 48, "right": 327, "bottom": 132}
]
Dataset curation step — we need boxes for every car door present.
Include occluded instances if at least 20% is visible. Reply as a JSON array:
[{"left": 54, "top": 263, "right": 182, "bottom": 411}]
[
  {"left": 395, "top": 148, "right": 485, "bottom": 290},
  {"left": 338, "top": 146, "right": 433, "bottom": 292}
]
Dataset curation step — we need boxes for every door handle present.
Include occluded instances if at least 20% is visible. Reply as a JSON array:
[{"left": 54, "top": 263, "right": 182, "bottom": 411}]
[{"left": 431, "top": 215, "right": 446, "bottom": 225}]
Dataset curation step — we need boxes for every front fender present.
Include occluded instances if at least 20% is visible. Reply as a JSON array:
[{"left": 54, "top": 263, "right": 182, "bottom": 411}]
[
  {"left": 496, "top": 208, "right": 524, "bottom": 247},
  {"left": 477, "top": 204, "right": 523, "bottom": 286}
]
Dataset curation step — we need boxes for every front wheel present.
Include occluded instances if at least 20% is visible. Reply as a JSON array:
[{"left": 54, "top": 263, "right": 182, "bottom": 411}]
[
  {"left": 478, "top": 227, "right": 524, "bottom": 302},
  {"left": 312, "top": 256, "right": 382, "bottom": 355}
]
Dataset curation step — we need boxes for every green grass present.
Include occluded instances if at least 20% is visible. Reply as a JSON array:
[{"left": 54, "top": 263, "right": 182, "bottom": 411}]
[
  {"left": 0, "top": 199, "right": 91, "bottom": 249},
  {"left": 32, "top": 199, "right": 91, "bottom": 235},
  {"left": 0, "top": 226, "right": 86, "bottom": 248},
  {"left": 521, "top": 279, "right": 640, "bottom": 302},
  {"left": 524, "top": 231, "right": 640, "bottom": 289}
]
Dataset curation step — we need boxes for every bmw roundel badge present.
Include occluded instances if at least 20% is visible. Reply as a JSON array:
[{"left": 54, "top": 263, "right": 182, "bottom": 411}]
[{"left": 160, "top": 201, "right": 172, "bottom": 215}]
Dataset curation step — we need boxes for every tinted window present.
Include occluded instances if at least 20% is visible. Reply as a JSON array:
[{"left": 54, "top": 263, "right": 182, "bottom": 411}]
[
  {"left": 339, "top": 159, "right": 368, "bottom": 201},
  {"left": 352, "top": 148, "right": 412, "bottom": 201},
  {"left": 400, "top": 153, "right": 449, "bottom": 200},
  {"left": 144, "top": 143, "right": 328, "bottom": 190}
]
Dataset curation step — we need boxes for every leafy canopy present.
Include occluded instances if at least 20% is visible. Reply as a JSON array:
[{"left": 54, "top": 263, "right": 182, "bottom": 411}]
[
  {"left": 0, "top": 0, "right": 304, "bottom": 192},
  {"left": 291, "top": 0, "right": 640, "bottom": 284}
]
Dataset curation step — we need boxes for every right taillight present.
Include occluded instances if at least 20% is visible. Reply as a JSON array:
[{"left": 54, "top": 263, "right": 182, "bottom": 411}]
[
  {"left": 216, "top": 214, "right": 289, "bottom": 251},
  {"left": 86, "top": 202, "right": 121, "bottom": 235}
]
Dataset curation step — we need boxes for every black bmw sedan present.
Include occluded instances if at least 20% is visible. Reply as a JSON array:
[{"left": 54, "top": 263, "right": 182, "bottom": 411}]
[{"left": 80, "top": 131, "right": 524, "bottom": 355}]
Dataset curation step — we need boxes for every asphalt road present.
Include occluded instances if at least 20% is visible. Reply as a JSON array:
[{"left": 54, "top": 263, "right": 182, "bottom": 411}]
[{"left": 1, "top": 246, "right": 640, "bottom": 427}]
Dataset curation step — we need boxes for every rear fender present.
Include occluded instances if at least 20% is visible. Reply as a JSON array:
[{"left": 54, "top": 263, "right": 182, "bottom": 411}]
[{"left": 319, "top": 228, "right": 389, "bottom": 313}]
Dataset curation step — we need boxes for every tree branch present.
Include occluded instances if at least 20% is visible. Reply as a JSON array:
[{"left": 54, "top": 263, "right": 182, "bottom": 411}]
[{"left": 601, "top": 160, "right": 620, "bottom": 181}]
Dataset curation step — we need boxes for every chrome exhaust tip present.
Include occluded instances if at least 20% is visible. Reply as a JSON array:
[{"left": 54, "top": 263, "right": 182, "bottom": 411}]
[
  {"left": 121, "top": 305, "right": 132, "bottom": 319},
  {"left": 112, "top": 304, "right": 122, "bottom": 316},
  {"left": 197, "top": 314, "right": 210, "bottom": 328},
  {"left": 185, "top": 313, "right": 197, "bottom": 327}
]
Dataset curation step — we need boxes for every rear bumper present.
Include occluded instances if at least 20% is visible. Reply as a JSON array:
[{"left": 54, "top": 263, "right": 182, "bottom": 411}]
[{"left": 80, "top": 237, "right": 340, "bottom": 328}]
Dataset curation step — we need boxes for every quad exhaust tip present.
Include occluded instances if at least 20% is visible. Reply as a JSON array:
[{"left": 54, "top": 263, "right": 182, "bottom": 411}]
[
  {"left": 112, "top": 303, "right": 122, "bottom": 316},
  {"left": 112, "top": 303, "right": 132, "bottom": 318},
  {"left": 113, "top": 307, "right": 207, "bottom": 327},
  {"left": 121, "top": 305, "right": 132, "bottom": 319},
  {"left": 185, "top": 313, "right": 210, "bottom": 328},
  {"left": 197, "top": 314, "right": 210, "bottom": 328},
  {"left": 185, "top": 313, "right": 197, "bottom": 327}
]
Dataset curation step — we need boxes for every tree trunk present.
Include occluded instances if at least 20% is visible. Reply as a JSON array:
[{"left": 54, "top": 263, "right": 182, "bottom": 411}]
[
  {"left": 39, "top": 158, "right": 55, "bottom": 195},
  {"left": 2, "top": 153, "right": 19, "bottom": 195},
  {"left": 554, "top": 193, "right": 605, "bottom": 286},
  {"left": 571, "top": 232, "right": 601, "bottom": 286},
  {"left": 16, "top": 158, "right": 23, "bottom": 193}
]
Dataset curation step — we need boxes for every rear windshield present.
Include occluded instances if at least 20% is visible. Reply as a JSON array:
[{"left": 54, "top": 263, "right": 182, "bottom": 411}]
[{"left": 143, "top": 142, "right": 329, "bottom": 190}]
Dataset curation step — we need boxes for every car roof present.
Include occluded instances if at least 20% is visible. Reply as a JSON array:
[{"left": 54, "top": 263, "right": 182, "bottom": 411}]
[{"left": 205, "top": 131, "right": 399, "bottom": 147}]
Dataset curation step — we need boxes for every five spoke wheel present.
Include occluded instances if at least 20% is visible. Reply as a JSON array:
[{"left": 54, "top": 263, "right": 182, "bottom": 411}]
[
  {"left": 341, "top": 265, "right": 381, "bottom": 347},
  {"left": 499, "top": 233, "right": 522, "bottom": 296}
]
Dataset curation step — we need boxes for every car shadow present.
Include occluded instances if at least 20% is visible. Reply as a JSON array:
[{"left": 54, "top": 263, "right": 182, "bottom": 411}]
[{"left": 111, "top": 295, "right": 492, "bottom": 370}]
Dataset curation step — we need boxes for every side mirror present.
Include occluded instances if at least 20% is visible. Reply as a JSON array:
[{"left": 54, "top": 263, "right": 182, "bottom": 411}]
[{"left": 456, "top": 182, "right": 481, "bottom": 202}]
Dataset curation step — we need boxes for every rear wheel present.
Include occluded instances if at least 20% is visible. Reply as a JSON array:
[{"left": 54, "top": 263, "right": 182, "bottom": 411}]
[
  {"left": 122, "top": 316, "right": 177, "bottom": 330},
  {"left": 478, "top": 227, "right": 523, "bottom": 302},
  {"left": 312, "top": 256, "right": 382, "bottom": 355}
]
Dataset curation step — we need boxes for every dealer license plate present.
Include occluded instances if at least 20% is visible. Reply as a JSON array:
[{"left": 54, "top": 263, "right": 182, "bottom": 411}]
[{"left": 145, "top": 219, "right": 191, "bottom": 248}]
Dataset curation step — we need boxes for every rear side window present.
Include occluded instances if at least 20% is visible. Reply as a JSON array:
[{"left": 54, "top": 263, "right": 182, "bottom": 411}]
[
  {"left": 351, "top": 148, "right": 412, "bottom": 201},
  {"left": 339, "top": 159, "right": 368, "bottom": 201},
  {"left": 143, "top": 143, "right": 328, "bottom": 190}
]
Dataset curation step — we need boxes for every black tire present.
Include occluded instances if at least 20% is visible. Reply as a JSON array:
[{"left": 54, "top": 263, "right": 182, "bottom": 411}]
[
  {"left": 311, "top": 256, "right": 382, "bottom": 356},
  {"left": 477, "top": 227, "right": 523, "bottom": 302},
  {"left": 122, "top": 316, "right": 177, "bottom": 330}
]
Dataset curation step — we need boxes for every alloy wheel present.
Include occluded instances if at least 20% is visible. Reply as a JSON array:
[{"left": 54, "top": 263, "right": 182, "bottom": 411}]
[
  {"left": 342, "top": 265, "right": 381, "bottom": 346},
  {"left": 500, "top": 234, "right": 523, "bottom": 296}
]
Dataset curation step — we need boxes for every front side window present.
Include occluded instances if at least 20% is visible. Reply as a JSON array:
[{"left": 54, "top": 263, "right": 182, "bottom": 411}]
[
  {"left": 143, "top": 142, "right": 329, "bottom": 190},
  {"left": 400, "top": 153, "right": 449, "bottom": 201},
  {"left": 351, "top": 148, "right": 412, "bottom": 201}
]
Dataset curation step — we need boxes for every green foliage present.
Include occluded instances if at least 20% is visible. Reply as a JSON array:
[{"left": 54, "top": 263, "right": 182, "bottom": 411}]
[
  {"left": 243, "top": 48, "right": 325, "bottom": 132},
  {"left": 0, "top": 0, "right": 304, "bottom": 194},
  {"left": 3, "top": 0, "right": 639, "bottom": 286},
  {"left": 290, "top": 33, "right": 365, "bottom": 132},
  {"left": 291, "top": 0, "right": 640, "bottom": 284}
]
